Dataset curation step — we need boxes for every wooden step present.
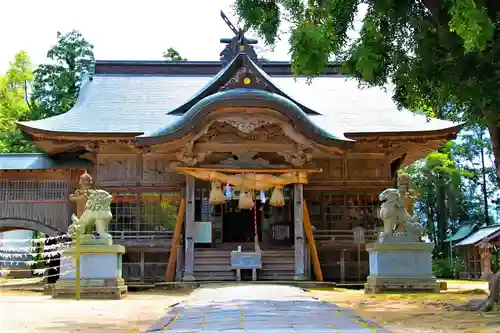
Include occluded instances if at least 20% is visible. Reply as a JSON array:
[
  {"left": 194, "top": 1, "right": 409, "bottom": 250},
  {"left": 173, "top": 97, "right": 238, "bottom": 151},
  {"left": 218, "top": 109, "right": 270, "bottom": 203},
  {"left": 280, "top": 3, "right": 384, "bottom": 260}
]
[
  {"left": 257, "top": 272, "right": 295, "bottom": 281},
  {"left": 194, "top": 259, "right": 230, "bottom": 265},
  {"left": 194, "top": 265, "right": 232, "bottom": 272},
  {"left": 194, "top": 271, "right": 236, "bottom": 281},
  {"left": 262, "top": 264, "right": 295, "bottom": 270}
]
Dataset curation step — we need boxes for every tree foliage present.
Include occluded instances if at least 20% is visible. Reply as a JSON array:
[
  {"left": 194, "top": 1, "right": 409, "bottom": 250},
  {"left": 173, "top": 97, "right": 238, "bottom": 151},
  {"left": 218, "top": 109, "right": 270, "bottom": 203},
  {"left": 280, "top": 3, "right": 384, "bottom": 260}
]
[
  {"left": 404, "top": 128, "right": 498, "bottom": 279},
  {"left": 30, "top": 30, "right": 94, "bottom": 118},
  {"left": 233, "top": 0, "right": 500, "bottom": 182},
  {"left": 0, "top": 30, "right": 95, "bottom": 153},
  {"left": 0, "top": 51, "right": 37, "bottom": 152},
  {"left": 163, "top": 47, "right": 187, "bottom": 61}
]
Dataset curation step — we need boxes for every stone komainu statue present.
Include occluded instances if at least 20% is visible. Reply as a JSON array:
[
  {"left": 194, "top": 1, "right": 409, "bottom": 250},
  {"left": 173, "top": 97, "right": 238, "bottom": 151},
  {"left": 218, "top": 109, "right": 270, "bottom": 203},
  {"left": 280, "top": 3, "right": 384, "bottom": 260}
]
[
  {"left": 378, "top": 188, "right": 424, "bottom": 241},
  {"left": 69, "top": 189, "right": 113, "bottom": 240},
  {"left": 68, "top": 171, "right": 113, "bottom": 242}
]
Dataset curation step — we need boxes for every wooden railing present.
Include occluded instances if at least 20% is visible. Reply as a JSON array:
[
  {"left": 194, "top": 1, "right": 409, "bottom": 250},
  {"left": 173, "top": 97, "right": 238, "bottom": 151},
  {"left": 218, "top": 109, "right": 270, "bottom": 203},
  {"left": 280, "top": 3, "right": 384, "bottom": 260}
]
[
  {"left": 109, "top": 231, "right": 174, "bottom": 246},
  {"left": 109, "top": 230, "right": 174, "bottom": 240},
  {"left": 313, "top": 229, "right": 379, "bottom": 243}
]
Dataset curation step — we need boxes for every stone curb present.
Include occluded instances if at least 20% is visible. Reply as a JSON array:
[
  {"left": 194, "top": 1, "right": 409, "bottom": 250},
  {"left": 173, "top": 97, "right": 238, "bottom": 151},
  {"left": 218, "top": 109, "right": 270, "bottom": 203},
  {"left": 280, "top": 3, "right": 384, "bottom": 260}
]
[{"left": 146, "top": 301, "right": 187, "bottom": 332}]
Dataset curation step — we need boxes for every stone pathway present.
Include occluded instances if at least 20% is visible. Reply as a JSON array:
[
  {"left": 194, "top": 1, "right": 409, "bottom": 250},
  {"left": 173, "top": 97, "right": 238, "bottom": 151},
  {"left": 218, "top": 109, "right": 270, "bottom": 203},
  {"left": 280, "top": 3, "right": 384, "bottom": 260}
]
[{"left": 148, "top": 284, "right": 389, "bottom": 332}]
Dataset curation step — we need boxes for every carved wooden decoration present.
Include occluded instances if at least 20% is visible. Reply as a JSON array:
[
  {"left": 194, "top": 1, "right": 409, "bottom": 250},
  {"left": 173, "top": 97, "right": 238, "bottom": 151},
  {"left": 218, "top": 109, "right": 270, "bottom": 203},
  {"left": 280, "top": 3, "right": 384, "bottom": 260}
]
[
  {"left": 219, "top": 66, "right": 268, "bottom": 92},
  {"left": 175, "top": 142, "right": 210, "bottom": 166},
  {"left": 222, "top": 119, "right": 272, "bottom": 133},
  {"left": 199, "top": 122, "right": 292, "bottom": 144},
  {"left": 277, "top": 144, "right": 312, "bottom": 167},
  {"left": 96, "top": 154, "right": 138, "bottom": 182}
]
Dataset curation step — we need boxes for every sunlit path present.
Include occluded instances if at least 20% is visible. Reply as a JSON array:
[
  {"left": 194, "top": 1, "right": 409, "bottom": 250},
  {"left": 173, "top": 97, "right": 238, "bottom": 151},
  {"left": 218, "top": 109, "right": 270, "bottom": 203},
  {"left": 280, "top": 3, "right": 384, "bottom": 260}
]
[{"left": 148, "top": 284, "right": 389, "bottom": 332}]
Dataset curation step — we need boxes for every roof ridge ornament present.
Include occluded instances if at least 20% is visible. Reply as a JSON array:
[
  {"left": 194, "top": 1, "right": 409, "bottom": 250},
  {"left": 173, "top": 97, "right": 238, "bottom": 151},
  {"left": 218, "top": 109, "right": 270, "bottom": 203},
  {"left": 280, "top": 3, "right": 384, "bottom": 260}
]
[{"left": 219, "top": 10, "right": 259, "bottom": 66}]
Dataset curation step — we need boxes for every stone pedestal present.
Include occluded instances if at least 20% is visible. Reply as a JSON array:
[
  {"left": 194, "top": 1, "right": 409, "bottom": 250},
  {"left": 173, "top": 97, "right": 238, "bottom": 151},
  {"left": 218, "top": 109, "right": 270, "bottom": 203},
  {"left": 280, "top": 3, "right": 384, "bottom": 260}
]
[
  {"left": 364, "top": 241, "right": 440, "bottom": 294},
  {"left": 52, "top": 243, "right": 127, "bottom": 299}
]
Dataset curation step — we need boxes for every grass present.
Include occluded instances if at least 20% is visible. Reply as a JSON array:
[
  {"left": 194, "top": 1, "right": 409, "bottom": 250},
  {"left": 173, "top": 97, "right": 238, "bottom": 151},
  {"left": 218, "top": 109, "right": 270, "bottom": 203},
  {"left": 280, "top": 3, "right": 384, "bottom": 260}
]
[
  {"left": 441, "top": 279, "right": 489, "bottom": 285},
  {"left": 309, "top": 289, "right": 500, "bottom": 333}
]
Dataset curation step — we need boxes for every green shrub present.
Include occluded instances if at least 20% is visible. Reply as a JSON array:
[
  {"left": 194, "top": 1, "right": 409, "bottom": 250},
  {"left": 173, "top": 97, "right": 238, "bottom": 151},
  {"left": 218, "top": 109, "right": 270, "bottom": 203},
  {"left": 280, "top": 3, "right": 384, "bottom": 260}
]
[{"left": 432, "top": 257, "right": 464, "bottom": 278}]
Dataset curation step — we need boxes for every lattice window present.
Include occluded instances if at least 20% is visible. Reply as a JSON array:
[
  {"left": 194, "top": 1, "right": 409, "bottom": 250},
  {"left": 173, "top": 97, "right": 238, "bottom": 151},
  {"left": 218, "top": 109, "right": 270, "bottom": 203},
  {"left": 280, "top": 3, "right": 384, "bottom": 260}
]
[
  {"left": 140, "top": 192, "right": 181, "bottom": 232},
  {"left": 0, "top": 180, "right": 7, "bottom": 201},
  {"left": 314, "top": 191, "right": 382, "bottom": 230},
  {"left": 8, "top": 180, "right": 68, "bottom": 201},
  {"left": 305, "top": 190, "right": 322, "bottom": 228},
  {"left": 109, "top": 193, "right": 138, "bottom": 234},
  {"left": 323, "top": 193, "right": 345, "bottom": 230}
]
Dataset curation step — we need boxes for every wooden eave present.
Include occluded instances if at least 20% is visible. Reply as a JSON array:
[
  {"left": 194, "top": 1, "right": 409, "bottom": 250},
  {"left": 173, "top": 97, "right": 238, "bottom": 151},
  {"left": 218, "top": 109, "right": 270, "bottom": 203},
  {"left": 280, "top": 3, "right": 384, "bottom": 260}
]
[{"left": 18, "top": 123, "right": 142, "bottom": 140}]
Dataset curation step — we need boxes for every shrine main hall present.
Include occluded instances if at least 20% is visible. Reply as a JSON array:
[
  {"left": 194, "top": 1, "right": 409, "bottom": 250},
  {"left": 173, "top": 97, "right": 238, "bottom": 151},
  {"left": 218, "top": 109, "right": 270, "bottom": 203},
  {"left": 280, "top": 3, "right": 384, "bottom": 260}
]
[{"left": 0, "top": 25, "right": 460, "bottom": 283}]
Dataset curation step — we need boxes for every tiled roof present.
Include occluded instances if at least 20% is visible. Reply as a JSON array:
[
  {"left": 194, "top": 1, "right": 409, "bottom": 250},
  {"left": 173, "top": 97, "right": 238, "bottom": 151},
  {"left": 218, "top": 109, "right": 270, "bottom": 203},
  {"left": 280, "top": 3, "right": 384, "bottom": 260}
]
[
  {"left": 19, "top": 53, "right": 460, "bottom": 138},
  {"left": 19, "top": 73, "right": 459, "bottom": 136},
  {"left": 455, "top": 224, "right": 500, "bottom": 246},
  {"left": 0, "top": 153, "right": 91, "bottom": 170}
]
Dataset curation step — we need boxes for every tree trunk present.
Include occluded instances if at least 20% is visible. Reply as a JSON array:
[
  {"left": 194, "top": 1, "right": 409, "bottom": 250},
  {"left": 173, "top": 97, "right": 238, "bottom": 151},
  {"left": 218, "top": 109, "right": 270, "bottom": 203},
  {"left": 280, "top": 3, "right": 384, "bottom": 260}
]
[
  {"left": 436, "top": 175, "right": 447, "bottom": 255},
  {"left": 454, "top": 270, "right": 500, "bottom": 312},
  {"left": 479, "top": 129, "right": 491, "bottom": 225},
  {"left": 480, "top": 271, "right": 500, "bottom": 312},
  {"left": 482, "top": 109, "right": 500, "bottom": 186}
]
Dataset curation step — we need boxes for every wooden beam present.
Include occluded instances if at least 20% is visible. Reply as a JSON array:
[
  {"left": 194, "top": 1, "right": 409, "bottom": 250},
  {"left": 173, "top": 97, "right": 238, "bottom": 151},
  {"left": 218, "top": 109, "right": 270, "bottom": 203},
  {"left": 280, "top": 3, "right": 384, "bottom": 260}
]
[
  {"left": 302, "top": 200, "right": 323, "bottom": 281},
  {"left": 165, "top": 198, "right": 186, "bottom": 282},
  {"left": 176, "top": 167, "right": 322, "bottom": 173},
  {"left": 194, "top": 142, "right": 300, "bottom": 153}
]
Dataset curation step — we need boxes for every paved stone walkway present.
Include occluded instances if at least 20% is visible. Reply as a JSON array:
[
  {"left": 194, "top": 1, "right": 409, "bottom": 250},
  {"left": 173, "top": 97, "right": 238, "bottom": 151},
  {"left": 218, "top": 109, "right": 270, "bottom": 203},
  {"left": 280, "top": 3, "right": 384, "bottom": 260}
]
[{"left": 148, "top": 284, "right": 389, "bottom": 332}]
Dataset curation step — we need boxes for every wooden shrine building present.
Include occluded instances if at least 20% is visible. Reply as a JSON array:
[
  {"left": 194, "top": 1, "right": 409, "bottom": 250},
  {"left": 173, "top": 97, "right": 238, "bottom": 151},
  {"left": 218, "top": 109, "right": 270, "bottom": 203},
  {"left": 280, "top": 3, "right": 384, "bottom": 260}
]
[{"left": 0, "top": 19, "right": 460, "bottom": 283}]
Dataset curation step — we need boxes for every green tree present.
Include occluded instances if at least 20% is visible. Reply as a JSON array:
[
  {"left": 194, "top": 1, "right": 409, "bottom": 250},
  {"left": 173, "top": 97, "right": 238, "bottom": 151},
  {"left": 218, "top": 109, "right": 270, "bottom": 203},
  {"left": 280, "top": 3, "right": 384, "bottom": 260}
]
[
  {"left": 30, "top": 30, "right": 94, "bottom": 118},
  {"left": 163, "top": 47, "right": 186, "bottom": 61},
  {"left": 0, "top": 51, "right": 37, "bottom": 152},
  {"left": 233, "top": 1, "right": 500, "bottom": 183},
  {"left": 405, "top": 142, "right": 465, "bottom": 255},
  {"left": 454, "top": 125, "right": 498, "bottom": 225}
]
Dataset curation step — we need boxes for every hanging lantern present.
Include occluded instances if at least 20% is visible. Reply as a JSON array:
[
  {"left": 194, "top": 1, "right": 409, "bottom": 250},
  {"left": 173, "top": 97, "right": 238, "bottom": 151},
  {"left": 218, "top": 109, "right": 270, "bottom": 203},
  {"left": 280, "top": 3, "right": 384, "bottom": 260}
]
[
  {"left": 270, "top": 186, "right": 285, "bottom": 207},
  {"left": 238, "top": 188, "right": 255, "bottom": 210},
  {"left": 209, "top": 181, "right": 225, "bottom": 205}
]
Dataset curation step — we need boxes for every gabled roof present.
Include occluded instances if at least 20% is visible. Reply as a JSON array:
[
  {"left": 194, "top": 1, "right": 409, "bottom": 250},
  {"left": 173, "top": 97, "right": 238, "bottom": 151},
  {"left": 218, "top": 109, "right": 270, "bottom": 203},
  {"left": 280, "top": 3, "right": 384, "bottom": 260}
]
[
  {"left": 136, "top": 88, "right": 354, "bottom": 147},
  {"left": 455, "top": 224, "right": 500, "bottom": 246},
  {"left": 0, "top": 153, "right": 91, "bottom": 170},
  {"left": 166, "top": 53, "right": 320, "bottom": 115},
  {"left": 445, "top": 222, "right": 477, "bottom": 242},
  {"left": 17, "top": 54, "right": 461, "bottom": 140}
]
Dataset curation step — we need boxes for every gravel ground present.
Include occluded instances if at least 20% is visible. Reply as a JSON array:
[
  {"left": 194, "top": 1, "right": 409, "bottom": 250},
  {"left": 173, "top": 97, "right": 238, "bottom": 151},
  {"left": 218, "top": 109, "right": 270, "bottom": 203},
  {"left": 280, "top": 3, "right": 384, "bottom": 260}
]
[{"left": 0, "top": 291, "right": 187, "bottom": 333}]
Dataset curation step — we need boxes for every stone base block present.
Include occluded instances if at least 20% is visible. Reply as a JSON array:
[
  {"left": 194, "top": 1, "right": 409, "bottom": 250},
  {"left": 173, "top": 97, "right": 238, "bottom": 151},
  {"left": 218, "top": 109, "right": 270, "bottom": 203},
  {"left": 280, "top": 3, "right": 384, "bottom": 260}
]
[
  {"left": 52, "top": 243, "right": 127, "bottom": 300},
  {"left": 52, "top": 278, "right": 127, "bottom": 299},
  {"left": 365, "top": 241, "right": 439, "bottom": 294},
  {"left": 364, "top": 276, "right": 440, "bottom": 294}
]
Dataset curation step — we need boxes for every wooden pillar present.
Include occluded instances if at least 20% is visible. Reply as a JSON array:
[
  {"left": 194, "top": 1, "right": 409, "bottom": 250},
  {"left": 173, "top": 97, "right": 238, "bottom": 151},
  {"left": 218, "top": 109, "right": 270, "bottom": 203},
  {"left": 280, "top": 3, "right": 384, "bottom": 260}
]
[
  {"left": 183, "top": 175, "right": 196, "bottom": 281},
  {"left": 293, "top": 183, "right": 306, "bottom": 280},
  {"left": 139, "top": 251, "right": 145, "bottom": 283}
]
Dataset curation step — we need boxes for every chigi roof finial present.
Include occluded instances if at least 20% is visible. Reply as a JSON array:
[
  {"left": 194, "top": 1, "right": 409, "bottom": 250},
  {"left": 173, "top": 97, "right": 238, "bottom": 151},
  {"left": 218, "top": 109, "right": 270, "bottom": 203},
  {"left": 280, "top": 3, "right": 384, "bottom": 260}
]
[{"left": 219, "top": 10, "right": 259, "bottom": 66}]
